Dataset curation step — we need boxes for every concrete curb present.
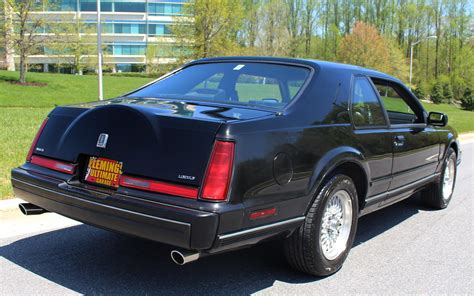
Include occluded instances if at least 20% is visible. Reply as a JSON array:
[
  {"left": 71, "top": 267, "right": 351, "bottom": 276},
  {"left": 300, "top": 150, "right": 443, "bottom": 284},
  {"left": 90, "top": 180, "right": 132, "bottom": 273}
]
[
  {"left": 0, "top": 198, "right": 25, "bottom": 212},
  {"left": 459, "top": 132, "right": 474, "bottom": 141}
]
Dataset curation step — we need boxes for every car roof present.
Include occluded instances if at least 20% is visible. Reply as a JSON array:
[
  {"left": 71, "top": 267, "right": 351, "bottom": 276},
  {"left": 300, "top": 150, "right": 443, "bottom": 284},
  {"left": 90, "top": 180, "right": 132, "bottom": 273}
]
[{"left": 191, "top": 56, "right": 400, "bottom": 83}]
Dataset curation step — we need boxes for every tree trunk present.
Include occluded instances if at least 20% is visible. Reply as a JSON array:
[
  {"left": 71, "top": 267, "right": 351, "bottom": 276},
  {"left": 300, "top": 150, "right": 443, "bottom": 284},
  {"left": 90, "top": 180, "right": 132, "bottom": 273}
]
[
  {"left": 19, "top": 54, "right": 27, "bottom": 84},
  {"left": 4, "top": 0, "right": 15, "bottom": 71}
]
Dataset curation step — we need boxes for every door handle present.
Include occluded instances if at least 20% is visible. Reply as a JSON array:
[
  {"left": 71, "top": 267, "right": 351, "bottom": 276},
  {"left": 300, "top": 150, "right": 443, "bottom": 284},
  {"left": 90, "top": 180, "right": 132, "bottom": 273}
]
[{"left": 393, "top": 135, "right": 405, "bottom": 147}]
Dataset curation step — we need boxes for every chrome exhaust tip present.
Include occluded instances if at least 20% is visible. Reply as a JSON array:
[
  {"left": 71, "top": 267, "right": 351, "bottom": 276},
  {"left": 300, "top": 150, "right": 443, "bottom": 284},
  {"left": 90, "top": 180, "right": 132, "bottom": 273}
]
[
  {"left": 19, "top": 203, "right": 47, "bottom": 215},
  {"left": 170, "top": 249, "right": 200, "bottom": 265}
]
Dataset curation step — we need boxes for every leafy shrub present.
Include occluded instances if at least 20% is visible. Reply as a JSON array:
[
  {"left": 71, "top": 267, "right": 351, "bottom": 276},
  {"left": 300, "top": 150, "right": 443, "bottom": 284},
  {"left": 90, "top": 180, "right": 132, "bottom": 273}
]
[
  {"left": 443, "top": 83, "right": 454, "bottom": 104},
  {"left": 412, "top": 87, "right": 425, "bottom": 100},
  {"left": 461, "top": 88, "right": 473, "bottom": 111},
  {"left": 431, "top": 82, "right": 445, "bottom": 104}
]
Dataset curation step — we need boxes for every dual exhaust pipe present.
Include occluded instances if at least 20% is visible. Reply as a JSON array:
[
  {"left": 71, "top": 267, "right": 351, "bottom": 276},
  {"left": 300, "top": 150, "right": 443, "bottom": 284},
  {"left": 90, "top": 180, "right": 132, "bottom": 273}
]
[
  {"left": 19, "top": 203, "right": 201, "bottom": 265},
  {"left": 170, "top": 249, "right": 201, "bottom": 265}
]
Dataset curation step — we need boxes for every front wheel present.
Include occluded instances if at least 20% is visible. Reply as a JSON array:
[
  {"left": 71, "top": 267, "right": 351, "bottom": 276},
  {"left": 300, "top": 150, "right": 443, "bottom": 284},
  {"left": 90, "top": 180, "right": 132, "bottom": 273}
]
[
  {"left": 422, "top": 147, "right": 457, "bottom": 209},
  {"left": 284, "top": 174, "right": 358, "bottom": 276}
]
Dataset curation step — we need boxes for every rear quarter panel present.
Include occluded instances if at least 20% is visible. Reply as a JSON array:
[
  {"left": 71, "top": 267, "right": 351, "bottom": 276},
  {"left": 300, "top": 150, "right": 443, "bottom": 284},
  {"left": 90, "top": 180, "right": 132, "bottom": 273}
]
[{"left": 220, "top": 67, "right": 376, "bottom": 231}]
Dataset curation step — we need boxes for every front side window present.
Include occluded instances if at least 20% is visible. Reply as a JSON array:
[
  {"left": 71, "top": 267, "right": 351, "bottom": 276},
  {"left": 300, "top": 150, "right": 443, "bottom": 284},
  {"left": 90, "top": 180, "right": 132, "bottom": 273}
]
[
  {"left": 130, "top": 63, "right": 310, "bottom": 110},
  {"left": 372, "top": 82, "right": 421, "bottom": 124},
  {"left": 351, "top": 77, "right": 386, "bottom": 127}
]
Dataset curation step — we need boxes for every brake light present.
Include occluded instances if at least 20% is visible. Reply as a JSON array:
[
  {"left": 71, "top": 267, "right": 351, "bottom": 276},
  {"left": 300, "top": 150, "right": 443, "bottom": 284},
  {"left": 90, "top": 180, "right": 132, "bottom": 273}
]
[
  {"left": 30, "top": 156, "right": 76, "bottom": 174},
  {"left": 119, "top": 175, "right": 198, "bottom": 199},
  {"left": 201, "top": 141, "right": 235, "bottom": 201},
  {"left": 26, "top": 118, "right": 49, "bottom": 161}
]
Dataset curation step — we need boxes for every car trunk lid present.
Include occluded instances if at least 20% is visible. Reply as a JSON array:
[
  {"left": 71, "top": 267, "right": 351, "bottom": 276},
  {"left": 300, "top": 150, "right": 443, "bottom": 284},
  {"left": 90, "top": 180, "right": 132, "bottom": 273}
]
[{"left": 32, "top": 98, "right": 273, "bottom": 187}]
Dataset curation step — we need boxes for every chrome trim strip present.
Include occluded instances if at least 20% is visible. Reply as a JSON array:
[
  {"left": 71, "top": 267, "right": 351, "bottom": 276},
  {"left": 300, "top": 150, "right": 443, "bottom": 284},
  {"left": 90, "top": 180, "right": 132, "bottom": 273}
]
[
  {"left": 218, "top": 216, "right": 305, "bottom": 240},
  {"left": 366, "top": 173, "right": 440, "bottom": 203},
  {"left": 12, "top": 177, "right": 190, "bottom": 227}
]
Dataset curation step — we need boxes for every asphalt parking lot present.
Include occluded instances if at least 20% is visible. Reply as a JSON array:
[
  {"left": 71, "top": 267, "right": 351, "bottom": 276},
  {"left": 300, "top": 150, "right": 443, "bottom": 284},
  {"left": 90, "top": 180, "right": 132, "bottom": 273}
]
[{"left": 1, "top": 141, "right": 473, "bottom": 295}]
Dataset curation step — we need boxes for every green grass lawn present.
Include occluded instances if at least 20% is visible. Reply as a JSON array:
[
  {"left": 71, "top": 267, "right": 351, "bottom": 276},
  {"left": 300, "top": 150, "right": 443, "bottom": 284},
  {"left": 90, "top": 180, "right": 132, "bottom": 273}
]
[
  {"left": 0, "top": 70, "right": 472, "bottom": 199},
  {"left": 381, "top": 96, "right": 473, "bottom": 134},
  {"left": 0, "top": 70, "right": 154, "bottom": 107},
  {"left": 0, "top": 70, "right": 153, "bottom": 199},
  {"left": 423, "top": 103, "right": 474, "bottom": 134}
]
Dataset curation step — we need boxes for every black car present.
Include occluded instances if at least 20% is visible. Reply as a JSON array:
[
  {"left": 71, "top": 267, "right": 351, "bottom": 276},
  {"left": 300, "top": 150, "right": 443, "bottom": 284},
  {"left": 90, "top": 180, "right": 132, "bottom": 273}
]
[{"left": 11, "top": 57, "right": 460, "bottom": 276}]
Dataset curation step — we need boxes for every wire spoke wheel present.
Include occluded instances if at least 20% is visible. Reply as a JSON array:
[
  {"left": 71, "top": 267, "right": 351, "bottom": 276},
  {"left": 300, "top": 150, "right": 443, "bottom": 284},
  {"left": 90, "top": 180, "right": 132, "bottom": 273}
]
[
  {"left": 442, "top": 158, "right": 455, "bottom": 200},
  {"left": 319, "top": 190, "right": 353, "bottom": 260}
]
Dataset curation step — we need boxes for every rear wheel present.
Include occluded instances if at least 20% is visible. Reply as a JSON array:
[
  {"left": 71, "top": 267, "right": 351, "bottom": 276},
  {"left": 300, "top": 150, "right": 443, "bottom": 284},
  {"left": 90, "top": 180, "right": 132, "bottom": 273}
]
[
  {"left": 284, "top": 174, "right": 358, "bottom": 276},
  {"left": 422, "top": 148, "right": 457, "bottom": 209}
]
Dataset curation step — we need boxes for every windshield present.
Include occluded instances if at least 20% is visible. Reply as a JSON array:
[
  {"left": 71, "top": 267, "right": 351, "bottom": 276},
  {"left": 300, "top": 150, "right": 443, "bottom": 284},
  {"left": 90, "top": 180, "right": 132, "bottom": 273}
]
[{"left": 129, "top": 62, "right": 311, "bottom": 110}]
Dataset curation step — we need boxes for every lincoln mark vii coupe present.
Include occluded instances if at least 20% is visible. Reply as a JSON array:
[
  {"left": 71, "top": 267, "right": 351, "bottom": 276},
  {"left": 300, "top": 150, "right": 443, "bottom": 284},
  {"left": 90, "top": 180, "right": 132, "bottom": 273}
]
[{"left": 11, "top": 57, "right": 460, "bottom": 276}]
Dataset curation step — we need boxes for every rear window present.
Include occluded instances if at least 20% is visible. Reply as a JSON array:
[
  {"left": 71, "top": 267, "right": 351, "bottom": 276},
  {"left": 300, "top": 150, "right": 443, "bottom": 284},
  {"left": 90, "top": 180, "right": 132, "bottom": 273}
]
[{"left": 130, "top": 62, "right": 311, "bottom": 110}]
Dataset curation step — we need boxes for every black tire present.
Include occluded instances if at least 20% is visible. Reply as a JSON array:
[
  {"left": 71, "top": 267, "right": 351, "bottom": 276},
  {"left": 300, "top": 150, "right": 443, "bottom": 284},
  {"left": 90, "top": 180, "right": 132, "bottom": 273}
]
[
  {"left": 284, "top": 174, "right": 358, "bottom": 276},
  {"left": 422, "top": 148, "right": 457, "bottom": 209}
]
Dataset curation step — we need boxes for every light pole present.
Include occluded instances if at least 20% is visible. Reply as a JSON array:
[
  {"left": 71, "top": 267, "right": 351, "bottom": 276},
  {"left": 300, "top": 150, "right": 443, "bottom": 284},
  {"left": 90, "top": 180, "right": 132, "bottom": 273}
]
[
  {"left": 409, "top": 35, "right": 437, "bottom": 85},
  {"left": 96, "top": 0, "right": 103, "bottom": 101}
]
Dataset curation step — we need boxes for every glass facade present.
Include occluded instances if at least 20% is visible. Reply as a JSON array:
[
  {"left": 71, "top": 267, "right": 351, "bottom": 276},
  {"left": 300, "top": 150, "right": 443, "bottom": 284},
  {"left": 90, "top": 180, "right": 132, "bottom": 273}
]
[
  {"left": 148, "top": 3, "right": 183, "bottom": 16},
  {"left": 31, "top": 0, "right": 188, "bottom": 71},
  {"left": 109, "top": 44, "right": 147, "bottom": 55},
  {"left": 45, "top": 0, "right": 187, "bottom": 15}
]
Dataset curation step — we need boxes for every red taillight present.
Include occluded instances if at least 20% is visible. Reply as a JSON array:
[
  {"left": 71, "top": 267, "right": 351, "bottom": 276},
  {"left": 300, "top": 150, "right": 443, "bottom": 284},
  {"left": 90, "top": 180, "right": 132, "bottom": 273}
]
[
  {"left": 30, "top": 156, "right": 76, "bottom": 174},
  {"left": 201, "top": 141, "right": 235, "bottom": 201},
  {"left": 26, "top": 118, "right": 49, "bottom": 161},
  {"left": 119, "top": 175, "right": 198, "bottom": 199}
]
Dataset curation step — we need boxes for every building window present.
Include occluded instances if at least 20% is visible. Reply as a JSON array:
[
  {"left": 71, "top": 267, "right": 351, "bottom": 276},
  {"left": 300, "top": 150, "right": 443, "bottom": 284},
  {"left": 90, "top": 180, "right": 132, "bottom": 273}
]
[
  {"left": 113, "top": 45, "right": 146, "bottom": 55},
  {"left": 114, "top": 2, "right": 146, "bottom": 13},
  {"left": 148, "top": 24, "right": 172, "bottom": 36},
  {"left": 48, "top": 0, "right": 77, "bottom": 11},
  {"left": 148, "top": 3, "right": 182, "bottom": 16},
  {"left": 113, "top": 24, "right": 146, "bottom": 34}
]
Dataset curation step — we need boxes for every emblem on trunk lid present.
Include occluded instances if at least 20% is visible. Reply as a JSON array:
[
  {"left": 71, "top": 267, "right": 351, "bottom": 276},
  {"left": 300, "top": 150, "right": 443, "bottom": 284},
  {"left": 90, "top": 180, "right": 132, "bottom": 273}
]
[
  {"left": 178, "top": 174, "right": 196, "bottom": 181},
  {"left": 96, "top": 133, "right": 109, "bottom": 148}
]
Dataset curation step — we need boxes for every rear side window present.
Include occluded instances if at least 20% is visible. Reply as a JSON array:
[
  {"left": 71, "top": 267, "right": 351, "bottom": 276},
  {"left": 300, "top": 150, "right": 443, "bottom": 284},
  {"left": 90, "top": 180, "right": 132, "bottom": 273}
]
[
  {"left": 351, "top": 77, "right": 386, "bottom": 127},
  {"left": 130, "top": 62, "right": 310, "bottom": 110}
]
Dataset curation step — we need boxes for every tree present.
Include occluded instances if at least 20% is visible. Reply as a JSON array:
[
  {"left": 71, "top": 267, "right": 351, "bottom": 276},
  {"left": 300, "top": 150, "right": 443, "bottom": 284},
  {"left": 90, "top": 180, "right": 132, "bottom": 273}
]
[
  {"left": 385, "top": 38, "right": 409, "bottom": 82},
  {"left": 284, "top": 0, "right": 303, "bottom": 57},
  {"left": 431, "top": 82, "right": 445, "bottom": 104},
  {"left": 443, "top": 83, "right": 454, "bottom": 104},
  {"left": 172, "top": 0, "right": 244, "bottom": 59},
  {"left": 5, "top": 0, "right": 49, "bottom": 83},
  {"left": 302, "top": 0, "right": 317, "bottom": 56},
  {"left": 241, "top": 0, "right": 260, "bottom": 49},
  {"left": 49, "top": 17, "right": 97, "bottom": 74},
  {"left": 337, "top": 22, "right": 389, "bottom": 71},
  {"left": 413, "top": 87, "right": 426, "bottom": 100},
  {"left": 460, "top": 87, "right": 473, "bottom": 110},
  {"left": 258, "top": 0, "right": 290, "bottom": 56},
  {"left": 146, "top": 43, "right": 180, "bottom": 75},
  {"left": 1, "top": 0, "right": 15, "bottom": 70}
]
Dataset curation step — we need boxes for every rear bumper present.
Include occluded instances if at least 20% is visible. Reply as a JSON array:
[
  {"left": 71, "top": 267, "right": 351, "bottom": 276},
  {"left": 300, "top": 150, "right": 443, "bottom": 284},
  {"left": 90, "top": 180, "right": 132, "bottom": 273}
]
[
  {"left": 11, "top": 168, "right": 218, "bottom": 250},
  {"left": 11, "top": 167, "right": 306, "bottom": 253}
]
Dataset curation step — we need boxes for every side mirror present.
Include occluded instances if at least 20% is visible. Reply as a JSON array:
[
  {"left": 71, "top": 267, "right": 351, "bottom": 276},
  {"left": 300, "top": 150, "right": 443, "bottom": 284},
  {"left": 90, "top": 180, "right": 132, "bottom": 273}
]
[{"left": 428, "top": 112, "right": 448, "bottom": 127}]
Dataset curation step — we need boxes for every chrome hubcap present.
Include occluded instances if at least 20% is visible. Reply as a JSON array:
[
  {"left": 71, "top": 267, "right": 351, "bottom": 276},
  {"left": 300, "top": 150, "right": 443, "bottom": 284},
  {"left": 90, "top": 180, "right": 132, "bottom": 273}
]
[
  {"left": 320, "top": 190, "right": 353, "bottom": 260},
  {"left": 442, "top": 158, "right": 455, "bottom": 200}
]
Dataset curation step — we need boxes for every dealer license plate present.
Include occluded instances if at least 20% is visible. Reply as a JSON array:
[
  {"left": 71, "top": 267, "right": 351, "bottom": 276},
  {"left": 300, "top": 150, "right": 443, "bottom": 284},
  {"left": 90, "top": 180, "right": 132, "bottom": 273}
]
[{"left": 84, "top": 157, "right": 123, "bottom": 188}]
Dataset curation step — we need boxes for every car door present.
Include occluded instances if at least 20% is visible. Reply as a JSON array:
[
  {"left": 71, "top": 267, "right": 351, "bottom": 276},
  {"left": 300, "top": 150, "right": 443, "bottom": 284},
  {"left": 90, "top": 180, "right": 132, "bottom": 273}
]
[
  {"left": 349, "top": 76, "right": 393, "bottom": 200},
  {"left": 371, "top": 78, "right": 440, "bottom": 191}
]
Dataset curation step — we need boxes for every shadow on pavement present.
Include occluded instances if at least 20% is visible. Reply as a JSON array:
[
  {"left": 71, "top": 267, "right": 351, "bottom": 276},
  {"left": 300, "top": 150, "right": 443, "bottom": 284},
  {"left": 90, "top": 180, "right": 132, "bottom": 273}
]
[{"left": 0, "top": 195, "right": 424, "bottom": 295}]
